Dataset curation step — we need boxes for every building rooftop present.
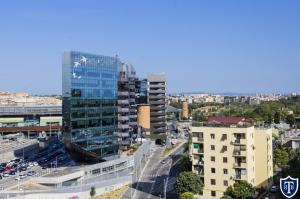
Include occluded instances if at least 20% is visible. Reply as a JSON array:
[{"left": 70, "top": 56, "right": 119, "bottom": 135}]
[{"left": 207, "top": 117, "right": 245, "bottom": 125}]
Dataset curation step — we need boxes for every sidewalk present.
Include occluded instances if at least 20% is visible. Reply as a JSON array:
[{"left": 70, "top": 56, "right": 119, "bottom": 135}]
[{"left": 161, "top": 139, "right": 187, "bottom": 158}]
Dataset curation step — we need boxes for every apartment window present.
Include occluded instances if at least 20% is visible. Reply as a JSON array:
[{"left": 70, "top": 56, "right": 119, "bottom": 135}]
[
  {"left": 224, "top": 180, "right": 228, "bottom": 186},
  {"left": 211, "top": 179, "right": 216, "bottom": 185},
  {"left": 222, "top": 134, "right": 227, "bottom": 140},
  {"left": 223, "top": 169, "right": 228, "bottom": 174},
  {"left": 222, "top": 145, "right": 227, "bottom": 152},
  {"left": 211, "top": 168, "right": 216, "bottom": 173},
  {"left": 211, "top": 145, "right": 215, "bottom": 150},
  {"left": 211, "top": 191, "right": 216, "bottom": 197},
  {"left": 223, "top": 157, "right": 228, "bottom": 163},
  {"left": 210, "top": 134, "right": 215, "bottom": 139},
  {"left": 211, "top": 156, "right": 215, "bottom": 162}
]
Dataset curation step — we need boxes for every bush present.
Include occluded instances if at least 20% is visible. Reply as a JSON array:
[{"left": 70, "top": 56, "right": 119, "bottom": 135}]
[{"left": 179, "top": 192, "right": 196, "bottom": 199}]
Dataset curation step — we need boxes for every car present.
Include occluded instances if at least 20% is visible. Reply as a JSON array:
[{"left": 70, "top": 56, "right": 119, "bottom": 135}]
[
  {"left": 28, "top": 162, "right": 34, "bottom": 167},
  {"left": 0, "top": 167, "right": 5, "bottom": 173},
  {"left": 19, "top": 174, "right": 27, "bottom": 179},
  {"left": 4, "top": 165, "right": 12, "bottom": 171},
  {"left": 161, "top": 160, "right": 166, "bottom": 164},
  {"left": 0, "top": 174, "right": 2, "bottom": 180},
  {"left": 9, "top": 170, "right": 16, "bottom": 175},
  {"left": 27, "top": 171, "right": 36, "bottom": 176},
  {"left": 0, "top": 163, "right": 7, "bottom": 167},
  {"left": 2, "top": 172, "right": 10, "bottom": 177},
  {"left": 33, "top": 162, "right": 38, "bottom": 166},
  {"left": 18, "top": 166, "right": 27, "bottom": 172},
  {"left": 270, "top": 185, "right": 277, "bottom": 193}
]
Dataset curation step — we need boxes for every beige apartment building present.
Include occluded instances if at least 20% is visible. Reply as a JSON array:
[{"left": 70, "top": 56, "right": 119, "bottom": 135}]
[{"left": 190, "top": 117, "right": 273, "bottom": 198}]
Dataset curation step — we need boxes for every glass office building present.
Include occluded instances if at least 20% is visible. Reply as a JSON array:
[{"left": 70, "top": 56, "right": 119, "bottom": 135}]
[{"left": 62, "top": 51, "right": 119, "bottom": 160}]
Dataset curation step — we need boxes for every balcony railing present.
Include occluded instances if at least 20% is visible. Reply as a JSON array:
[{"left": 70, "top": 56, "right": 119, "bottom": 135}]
[
  {"left": 232, "top": 174, "right": 247, "bottom": 181},
  {"left": 193, "top": 149, "right": 204, "bottom": 154},
  {"left": 118, "top": 100, "right": 129, "bottom": 105},
  {"left": 192, "top": 137, "right": 204, "bottom": 143},
  {"left": 231, "top": 139, "right": 247, "bottom": 145},
  {"left": 197, "top": 160, "right": 204, "bottom": 166},
  {"left": 233, "top": 162, "right": 247, "bottom": 168},
  {"left": 233, "top": 150, "right": 246, "bottom": 156}
]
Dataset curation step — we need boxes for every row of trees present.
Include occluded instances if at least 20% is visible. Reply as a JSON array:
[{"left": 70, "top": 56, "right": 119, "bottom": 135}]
[{"left": 188, "top": 96, "right": 300, "bottom": 127}]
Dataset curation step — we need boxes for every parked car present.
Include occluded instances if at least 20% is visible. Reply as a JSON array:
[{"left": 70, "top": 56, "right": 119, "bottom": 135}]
[
  {"left": 18, "top": 166, "right": 27, "bottom": 172},
  {"left": 0, "top": 167, "right": 5, "bottom": 173},
  {"left": 33, "top": 162, "right": 38, "bottom": 166},
  {"left": 27, "top": 171, "right": 36, "bottom": 176},
  {"left": 9, "top": 170, "right": 16, "bottom": 175},
  {"left": 19, "top": 174, "right": 27, "bottom": 179},
  {"left": 2, "top": 172, "right": 10, "bottom": 177},
  {"left": 4, "top": 165, "right": 12, "bottom": 171},
  {"left": 270, "top": 185, "right": 278, "bottom": 193}
]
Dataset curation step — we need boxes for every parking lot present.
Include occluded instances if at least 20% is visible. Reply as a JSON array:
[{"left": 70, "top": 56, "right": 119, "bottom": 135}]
[{"left": 0, "top": 138, "right": 73, "bottom": 190}]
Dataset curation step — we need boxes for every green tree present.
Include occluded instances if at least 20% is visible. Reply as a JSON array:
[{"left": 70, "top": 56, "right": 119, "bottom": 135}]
[
  {"left": 224, "top": 181, "right": 254, "bottom": 199},
  {"left": 179, "top": 192, "right": 196, "bottom": 199},
  {"left": 179, "top": 153, "right": 192, "bottom": 172},
  {"left": 220, "top": 195, "right": 233, "bottom": 199},
  {"left": 90, "top": 186, "right": 96, "bottom": 198},
  {"left": 273, "top": 148, "right": 289, "bottom": 168},
  {"left": 274, "top": 111, "right": 280, "bottom": 124},
  {"left": 286, "top": 114, "right": 295, "bottom": 127},
  {"left": 175, "top": 171, "right": 203, "bottom": 196}
]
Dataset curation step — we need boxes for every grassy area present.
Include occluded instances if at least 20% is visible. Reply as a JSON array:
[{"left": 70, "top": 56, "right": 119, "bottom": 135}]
[
  {"left": 161, "top": 140, "right": 185, "bottom": 157},
  {"left": 93, "top": 185, "right": 128, "bottom": 199}
]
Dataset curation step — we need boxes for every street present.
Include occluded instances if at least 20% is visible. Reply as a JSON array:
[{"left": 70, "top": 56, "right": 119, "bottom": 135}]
[{"left": 122, "top": 143, "right": 185, "bottom": 199}]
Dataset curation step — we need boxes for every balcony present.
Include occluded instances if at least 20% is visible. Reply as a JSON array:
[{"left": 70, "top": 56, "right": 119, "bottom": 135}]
[
  {"left": 118, "top": 91, "right": 129, "bottom": 96},
  {"left": 118, "top": 132, "right": 129, "bottom": 137},
  {"left": 193, "top": 148, "right": 204, "bottom": 154},
  {"left": 118, "top": 116, "right": 129, "bottom": 121},
  {"left": 129, "top": 121, "right": 137, "bottom": 125},
  {"left": 118, "top": 108, "right": 129, "bottom": 112},
  {"left": 149, "top": 95, "right": 166, "bottom": 99},
  {"left": 231, "top": 139, "right": 247, "bottom": 145},
  {"left": 150, "top": 101, "right": 165, "bottom": 105},
  {"left": 118, "top": 100, "right": 129, "bottom": 105},
  {"left": 192, "top": 137, "right": 204, "bottom": 143},
  {"left": 149, "top": 89, "right": 165, "bottom": 94},
  {"left": 233, "top": 150, "right": 247, "bottom": 157},
  {"left": 233, "top": 162, "right": 247, "bottom": 168},
  {"left": 196, "top": 170, "right": 204, "bottom": 176},
  {"left": 119, "top": 124, "right": 129, "bottom": 129},
  {"left": 197, "top": 160, "right": 204, "bottom": 166},
  {"left": 232, "top": 174, "right": 247, "bottom": 181},
  {"left": 119, "top": 140, "right": 130, "bottom": 146}
]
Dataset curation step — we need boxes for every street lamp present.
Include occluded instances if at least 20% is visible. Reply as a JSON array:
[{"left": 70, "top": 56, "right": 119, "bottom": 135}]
[{"left": 130, "top": 171, "right": 134, "bottom": 199}]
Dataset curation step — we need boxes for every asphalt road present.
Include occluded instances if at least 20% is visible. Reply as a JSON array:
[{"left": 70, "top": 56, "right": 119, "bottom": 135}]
[{"left": 122, "top": 144, "right": 185, "bottom": 199}]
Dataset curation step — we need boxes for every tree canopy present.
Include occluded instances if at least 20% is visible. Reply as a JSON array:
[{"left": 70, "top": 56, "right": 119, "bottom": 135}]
[
  {"left": 223, "top": 181, "right": 254, "bottom": 199},
  {"left": 179, "top": 192, "right": 196, "bottom": 199},
  {"left": 175, "top": 171, "right": 203, "bottom": 196},
  {"left": 273, "top": 148, "right": 289, "bottom": 168}
]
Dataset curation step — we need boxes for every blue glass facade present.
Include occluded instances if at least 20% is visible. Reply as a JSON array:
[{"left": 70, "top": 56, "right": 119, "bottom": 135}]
[{"left": 62, "top": 51, "right": 119, "bottom": 159}]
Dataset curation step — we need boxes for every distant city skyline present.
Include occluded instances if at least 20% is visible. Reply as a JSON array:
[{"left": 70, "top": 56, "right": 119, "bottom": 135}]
[{"left": 0, "top": 0, "right": 300, "bottom": 94}]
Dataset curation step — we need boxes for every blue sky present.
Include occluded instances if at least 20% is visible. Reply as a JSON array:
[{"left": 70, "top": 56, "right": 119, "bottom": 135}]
[{"left": 0, "top": 0, "right": 299, "bottom": 94}]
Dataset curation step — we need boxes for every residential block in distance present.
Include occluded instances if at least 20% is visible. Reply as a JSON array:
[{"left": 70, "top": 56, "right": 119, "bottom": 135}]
[{"left": 190, "top": 117, "right": 274, "bottom": 198}]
